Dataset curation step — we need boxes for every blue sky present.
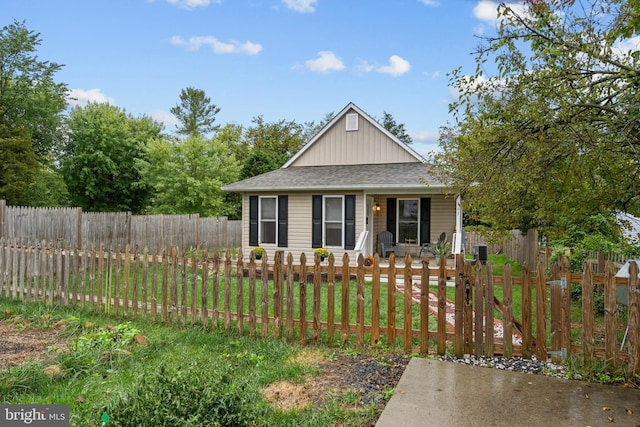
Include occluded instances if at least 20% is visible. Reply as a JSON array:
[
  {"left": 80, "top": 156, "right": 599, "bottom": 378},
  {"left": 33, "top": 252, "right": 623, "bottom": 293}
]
[{"left": 2, "top": 0, "right": 507, "bottom": 156}]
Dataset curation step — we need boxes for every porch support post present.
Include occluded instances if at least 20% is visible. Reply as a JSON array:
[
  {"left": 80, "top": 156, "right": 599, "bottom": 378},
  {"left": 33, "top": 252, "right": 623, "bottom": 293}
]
[{"left": 453, "top": 195, "right": 463, "bottom": 255}]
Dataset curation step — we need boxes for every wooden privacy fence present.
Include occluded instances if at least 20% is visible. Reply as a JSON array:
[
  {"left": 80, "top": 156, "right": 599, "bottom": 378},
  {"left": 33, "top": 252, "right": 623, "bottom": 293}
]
[
  {"left": 0, "top": 200, "right": 241, "bottom": 250},
  {"left": 465, "top": 229, "right": 539, "bottom": 267},
  {"left": 0, "top": 238, "right": 638, "bottom": 372}
]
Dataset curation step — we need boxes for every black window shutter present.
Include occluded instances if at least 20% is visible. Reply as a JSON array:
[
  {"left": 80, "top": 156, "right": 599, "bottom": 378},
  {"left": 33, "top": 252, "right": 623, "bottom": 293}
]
[
  {"left": 249, "top": 196, "right": 258, "bottom": 246},
  {"left": 278, "top": 195, "right": 288, "bottom": 247},
  {"left": 386, "top": 198, "right": 397, "bottom": 240},
  {"left": 312, "top": 195, "right": 322, "bottom": 248},
  {"left": 344, "top": 195, "right": 356, "bottom": 250},
  {"left": 420, "top": 197, "right": 431, "bottom": 245}
]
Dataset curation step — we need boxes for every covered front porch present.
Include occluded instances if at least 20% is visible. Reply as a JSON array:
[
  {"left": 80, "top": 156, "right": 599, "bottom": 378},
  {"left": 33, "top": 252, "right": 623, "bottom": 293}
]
[{"left": 357, "top": 193, "right": 464, "bottom": 260}]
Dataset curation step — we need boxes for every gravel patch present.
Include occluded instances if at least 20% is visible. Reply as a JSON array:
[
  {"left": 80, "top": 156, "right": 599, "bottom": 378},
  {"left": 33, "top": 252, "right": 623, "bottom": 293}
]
[{"left": 439, "top": 354, "right": 567, "bottom": 378}]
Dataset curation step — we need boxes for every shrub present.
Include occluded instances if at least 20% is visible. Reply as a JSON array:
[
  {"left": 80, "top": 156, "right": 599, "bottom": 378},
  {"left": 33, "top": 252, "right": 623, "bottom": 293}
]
[{"left": 102, "top": 364, "right": 268, "bottom": 426}]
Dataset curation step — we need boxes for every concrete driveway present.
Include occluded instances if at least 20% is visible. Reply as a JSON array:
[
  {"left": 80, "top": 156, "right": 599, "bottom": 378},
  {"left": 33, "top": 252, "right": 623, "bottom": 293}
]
[{"left": 376, "top": 358, "right": 640, "bottom": 427}]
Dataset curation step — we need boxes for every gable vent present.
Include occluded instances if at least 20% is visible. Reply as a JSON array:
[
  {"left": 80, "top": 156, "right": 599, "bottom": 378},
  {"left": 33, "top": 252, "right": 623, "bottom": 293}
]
[{"left": 346, "top": 113, "right": 358, "bottom": 131}]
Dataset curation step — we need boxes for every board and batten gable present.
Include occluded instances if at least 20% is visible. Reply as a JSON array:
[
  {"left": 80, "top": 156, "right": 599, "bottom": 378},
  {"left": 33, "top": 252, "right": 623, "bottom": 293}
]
[
  {"left": 241, "top": 192, "right": 365, "bottom": 263},
  {"left": 287, "top": 107, "right": 420, "bottom": 167}
]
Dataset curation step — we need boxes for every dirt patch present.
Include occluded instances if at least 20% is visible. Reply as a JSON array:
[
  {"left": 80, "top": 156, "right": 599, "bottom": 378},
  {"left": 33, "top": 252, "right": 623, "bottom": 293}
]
[
  {"left": 261, "top": 350, "right": 410, "bottom": 412},
  {"left": 0, "top": 322, "right": 67, "bottom": 371}
]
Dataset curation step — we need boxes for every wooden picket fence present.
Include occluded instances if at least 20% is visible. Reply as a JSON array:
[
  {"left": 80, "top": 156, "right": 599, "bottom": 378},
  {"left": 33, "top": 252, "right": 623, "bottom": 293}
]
[{"left": 0, "top": 238, "right": 638, "bottom": 373}]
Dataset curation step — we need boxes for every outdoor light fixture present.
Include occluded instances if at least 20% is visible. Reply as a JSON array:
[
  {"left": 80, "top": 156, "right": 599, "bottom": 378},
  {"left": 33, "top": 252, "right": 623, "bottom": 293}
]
[{"left": 373, "top": 203, "right": 381, "bottom": 212}]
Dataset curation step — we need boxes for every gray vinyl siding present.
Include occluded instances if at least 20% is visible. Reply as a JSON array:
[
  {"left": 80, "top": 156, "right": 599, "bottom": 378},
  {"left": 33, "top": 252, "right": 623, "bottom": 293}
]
[
  {"left": 430, "top": 196, "right": 457, "bottom": 242},
  {"left": 240, "top": 192, "right": 455, "bottom": 263},
  {"left": 241, "top": 192, "right": 364, "bottom": 263},
  {"left": 289, "top": 109, "right": 417, "bottom": 167}
]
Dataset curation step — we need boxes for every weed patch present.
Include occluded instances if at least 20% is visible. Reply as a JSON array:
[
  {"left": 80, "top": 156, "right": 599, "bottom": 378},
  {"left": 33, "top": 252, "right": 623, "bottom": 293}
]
[{"left": 102, "top": 364, "right": 268, "bottom": 426}]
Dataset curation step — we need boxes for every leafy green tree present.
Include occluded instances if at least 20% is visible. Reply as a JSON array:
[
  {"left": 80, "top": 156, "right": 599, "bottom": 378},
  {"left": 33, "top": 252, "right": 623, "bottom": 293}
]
[
  {"left": 380, "top": 111, "right": 412, "bottom": 145},
  {"left": 170, "top": 87, "right": 220, "bottom": 137},
  {"left": 243, "top": 116, "right": 306, "bottom": 168},
  {"left": 301, "top": 112, "right": 334, "bottom": 143},
  {"left": 240, "top": 149, "right": 280, "bottom": 180},
  {"left": 141, "top": 135, "right": 240, "bottom": 217},
  {"left": 0, "top": 114, "right": 38, "bottom": 204},
  {"left": 217, "top": 123, "right": 245, "bottom": 164},
  {"left": 61, "top": 103, "right": 162, "bottom": 213},
  {"left": 0, "top": 20, "right": 67, "bottom": 163},
  {"left": 20, "top": 166, "right": 69, "bottom": 207},
  {"left": 438, "top": 0, "right": 640, "bottom": 236}
]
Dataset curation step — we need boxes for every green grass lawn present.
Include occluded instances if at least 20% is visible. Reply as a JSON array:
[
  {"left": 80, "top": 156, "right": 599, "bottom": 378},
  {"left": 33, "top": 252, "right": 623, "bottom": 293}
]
[{"left": 0, "top": 298, "right": 388, "bottom": 427}]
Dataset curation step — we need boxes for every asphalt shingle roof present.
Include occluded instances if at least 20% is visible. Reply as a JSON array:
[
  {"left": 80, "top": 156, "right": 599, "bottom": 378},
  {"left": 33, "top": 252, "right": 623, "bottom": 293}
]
[{"left": 222, "top": 162, "right": 446, "bottom": 192}]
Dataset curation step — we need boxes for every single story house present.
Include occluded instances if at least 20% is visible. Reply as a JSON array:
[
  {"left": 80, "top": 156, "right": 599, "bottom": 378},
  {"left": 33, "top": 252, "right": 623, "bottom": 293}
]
[{"left": 222, "top": 102, "right": 463, "bottom": 263}]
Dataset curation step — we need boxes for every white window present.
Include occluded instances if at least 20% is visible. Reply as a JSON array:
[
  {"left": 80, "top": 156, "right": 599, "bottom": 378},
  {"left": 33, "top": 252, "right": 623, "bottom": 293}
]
[
  {"left": 398, "top": 199, "right": 419, "bottom": 242},
  {"left": 346, "top": 113, "right": 358, "bottom": 131},
  {"left": 324, "top": 196, "right": 343, "bottom": 247},
  {"left": 260, "top": 196, "right": 277, "bottom": 245}
]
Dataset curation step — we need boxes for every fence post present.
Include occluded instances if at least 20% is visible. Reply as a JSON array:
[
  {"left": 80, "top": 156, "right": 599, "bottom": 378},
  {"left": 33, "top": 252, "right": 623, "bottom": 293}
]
[
  {"left": 454, "top": 253, "right": 465, "bottom": 357},
  {"left": 341, "top": 253, "right": 351, "bottom": 344},
  {"left": 420, "top": 255, "right": 430, "bottom": 355},
  {"left": 237, "top": 249, "right": 245, "bottom": 335},
  {"left": 274, "top": 250, "right": 283, "bottom": 338},
  {"left": 582, "top": 260, "right": 594, "bottom": 363},
  {"left": 126, "top": 212, "right": 132, "bottom": 248},
  {"left": 597, "top": 252, "right": 605, "bottom": 275},
  {"left": 463, "top": 260, "right": 473, "bottom": 355},
  {"left": 76, "top": 207, "right": 82, "bottom": 247},
  {"left": 628, "top": 262, "right": 639, "bottom": 374},
  {"left": 387, "top": 253, "right": 396, "bottom": 347},
  {"left": 604, "top": 261, "right": 618, "bottom": 366},
  {"left": 485, "top": 262, "right": 495, "bottom": 356},
  {"left": 521, "top": 262, "right": 532, "bottom": 358},
  {"left": 560, "top": 256, "right": 572, "bottom": 359},
  {"left": 437, "top": 254, "right": 447, "bottom": 355},
  {"left": 313, "top": 253, "right": 322, "bottom": 343},
  {"left": 0, "top": 199, "right": 6, "bottom": 239},
  {"left": 473, "top": 261, "right": 484, "bottom": 356},
  {"left": 535, "top": 263, "right": 547, "bottom": 360}
]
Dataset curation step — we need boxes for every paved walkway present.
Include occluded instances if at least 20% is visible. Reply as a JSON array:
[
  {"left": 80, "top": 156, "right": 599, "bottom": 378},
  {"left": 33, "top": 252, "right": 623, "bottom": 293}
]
[{"left": 376, "top": 358, "right": 640, "bottom": 427}]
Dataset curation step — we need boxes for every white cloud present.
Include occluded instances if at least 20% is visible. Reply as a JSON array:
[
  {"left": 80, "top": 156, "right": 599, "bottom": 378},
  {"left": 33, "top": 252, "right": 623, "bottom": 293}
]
[
  {"left": 473, "top": 1, "right": 531, "bottom": 23},
  {"left": 282, "top": 0, "right": 316, "bottom": 13},
  {"left": 411, "top": 131, "right": 442, "bottom": 157},
  {"left": 410, "top": 130, "right": 439, "bottom": 143},
  {"left": 303, "top": 51, "right": 345, "bottom": 73},
  {"left": 376, "top": 55, "right": 411, "bottom": 77},
  {"left": 417, "top": 0, "right": 439, "bottom": 6},
  {"left": 151, "top": 110, "right": 180, "bottom": 128},
  {"left": 430, "top": 70, "right": 440, "bottom": 79},
  {"left": 613, "top": 35, "right": 640, "bottom": 57},
  {"left": 473, "top": 0, "right": 499, "bottom": 21},
  {"left": 160, "top": 0, "right": 220, "bottom": 10},
  {"left": 449, "top": 74, "right": 487, "bottom": 100},
  {"left": 355, "top": 59, "right": 374, "bottom": 74},
  {"left": 66, "top": 88, "right": 114, "bottom": 109},
  {"left": 171, "top": 36, "right": 263, "bottom": 55}
]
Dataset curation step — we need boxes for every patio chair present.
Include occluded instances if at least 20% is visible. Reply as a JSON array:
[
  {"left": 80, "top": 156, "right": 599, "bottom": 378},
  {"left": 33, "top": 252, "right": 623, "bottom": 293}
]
[
  {"left": 419, "top": 232, "right": 446, "bottom": 258},
  {"left": 378, "top": 231, "right": 399, "bottom": 257}
]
